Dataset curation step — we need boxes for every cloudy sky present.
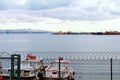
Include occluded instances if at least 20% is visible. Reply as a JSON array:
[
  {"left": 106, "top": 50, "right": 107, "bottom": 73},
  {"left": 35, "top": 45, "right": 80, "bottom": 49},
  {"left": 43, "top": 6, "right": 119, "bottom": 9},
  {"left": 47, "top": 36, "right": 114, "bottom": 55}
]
[{"left": 0, "top": 0, "right": 120, "bottom": 32}]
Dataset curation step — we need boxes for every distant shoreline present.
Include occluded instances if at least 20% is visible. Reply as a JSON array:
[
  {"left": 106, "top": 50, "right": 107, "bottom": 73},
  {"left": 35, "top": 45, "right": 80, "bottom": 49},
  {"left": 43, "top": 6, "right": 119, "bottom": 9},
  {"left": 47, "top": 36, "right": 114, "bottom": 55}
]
[
  {"left": 0, "top": 32, "right": 51, "bottom": 34},
  {"left": 0, "top": 29, "right": 52, "bottom": 34},
  {"left": 1, "top": 29, "right": 120, "bottom": 35}
]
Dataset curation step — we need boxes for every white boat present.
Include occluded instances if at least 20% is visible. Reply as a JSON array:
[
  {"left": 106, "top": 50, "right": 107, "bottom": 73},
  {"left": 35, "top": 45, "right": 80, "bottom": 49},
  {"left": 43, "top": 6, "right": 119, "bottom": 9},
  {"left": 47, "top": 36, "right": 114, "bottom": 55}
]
[
  {"left": 43, "top": 57, "right": 75, "bottom": 80},
  {"left": 0, "top": 54, "right": 44, "bottom": 80}
]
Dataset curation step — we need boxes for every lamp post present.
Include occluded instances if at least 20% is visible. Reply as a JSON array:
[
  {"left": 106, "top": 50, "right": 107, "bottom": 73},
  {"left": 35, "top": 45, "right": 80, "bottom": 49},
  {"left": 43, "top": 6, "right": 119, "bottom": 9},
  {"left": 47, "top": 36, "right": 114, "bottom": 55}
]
[
  {"left": 59, "top": 57, "right": 63, "bottom": 80},
  {"left": 59, "top": 58, "right": 61, "bottom": 80},
  {"left": 110, "top": 58, "right": 112, "bottom": 80}
]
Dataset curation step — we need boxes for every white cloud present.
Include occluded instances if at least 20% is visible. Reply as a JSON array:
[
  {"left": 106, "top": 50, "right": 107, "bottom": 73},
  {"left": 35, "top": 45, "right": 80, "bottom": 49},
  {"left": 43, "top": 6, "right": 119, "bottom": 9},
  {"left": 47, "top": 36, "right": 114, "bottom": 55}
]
[{"left": 1, "top": 0, "right": 120, "bottom": 32}]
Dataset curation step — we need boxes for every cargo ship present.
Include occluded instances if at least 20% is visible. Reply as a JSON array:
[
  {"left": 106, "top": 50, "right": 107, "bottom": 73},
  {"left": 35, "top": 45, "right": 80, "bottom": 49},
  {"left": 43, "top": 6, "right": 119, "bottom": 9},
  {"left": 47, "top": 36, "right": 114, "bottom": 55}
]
[{"left": 92, "top": 31, "right": 120, "bottom": 35}]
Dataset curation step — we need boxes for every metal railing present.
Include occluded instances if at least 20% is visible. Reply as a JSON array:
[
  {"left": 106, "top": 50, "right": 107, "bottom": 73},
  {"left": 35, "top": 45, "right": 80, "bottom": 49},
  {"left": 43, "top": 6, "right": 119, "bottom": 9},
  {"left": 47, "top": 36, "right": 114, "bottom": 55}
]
[{"left": 1, "top": 52, "right": 120, "bottom": 80}]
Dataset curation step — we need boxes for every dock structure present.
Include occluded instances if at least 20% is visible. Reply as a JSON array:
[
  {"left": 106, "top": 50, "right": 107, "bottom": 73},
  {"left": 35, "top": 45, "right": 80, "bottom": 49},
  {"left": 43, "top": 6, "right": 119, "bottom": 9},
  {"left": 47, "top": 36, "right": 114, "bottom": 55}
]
[{"left": 0, "top": 54, "right": 21, "bottom": 80}]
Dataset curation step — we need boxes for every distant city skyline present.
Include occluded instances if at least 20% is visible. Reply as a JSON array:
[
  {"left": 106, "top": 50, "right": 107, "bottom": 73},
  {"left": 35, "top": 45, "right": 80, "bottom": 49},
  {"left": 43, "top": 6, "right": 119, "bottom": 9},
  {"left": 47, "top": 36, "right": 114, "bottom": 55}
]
[{"left": 0, "top": 0, "right": 120, "bottom": 32}]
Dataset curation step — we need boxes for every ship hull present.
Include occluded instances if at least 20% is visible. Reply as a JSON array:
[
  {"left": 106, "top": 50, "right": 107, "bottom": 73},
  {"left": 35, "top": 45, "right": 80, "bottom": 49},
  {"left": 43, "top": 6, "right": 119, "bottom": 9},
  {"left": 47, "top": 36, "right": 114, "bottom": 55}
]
[
  {"left": 43, "top": 77, "right": 69, "bottom": 80},
  {"left": 0, "top": 75, "right": 36, "bottom": 80}
]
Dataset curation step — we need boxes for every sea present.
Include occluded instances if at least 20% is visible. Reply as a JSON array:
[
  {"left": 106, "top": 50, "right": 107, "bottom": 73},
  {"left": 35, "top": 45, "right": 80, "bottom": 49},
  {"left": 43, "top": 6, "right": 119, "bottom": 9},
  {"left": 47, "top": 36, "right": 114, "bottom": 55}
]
[
  {"left": 0, "top": 33, "right": 120, "bottom": 80},
  {"left": 0, "top": 33, "right": 120, "bottom": 52}
]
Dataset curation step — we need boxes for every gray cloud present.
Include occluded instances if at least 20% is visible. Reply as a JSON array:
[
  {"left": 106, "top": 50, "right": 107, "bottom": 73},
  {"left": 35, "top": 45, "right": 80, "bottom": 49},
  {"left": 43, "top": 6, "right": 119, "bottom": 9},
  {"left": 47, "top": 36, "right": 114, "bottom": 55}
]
[
  {"left": 38, "top": 0, "right": 120, "bottom": 20},
  {"left": 0, "top": 0, "right": 26, "bottom": 10},
  {"left": 26, "top": 0, "right": 71, "bottom": 10},
  {"left": 0, "top": 0, "right": 8, "bottom": 10},
  {"left": 0, "top": 0, "right": 71, "bottom": 10},
  {"left": 0, "top": 0, "right": 120, "bottom": 21}
]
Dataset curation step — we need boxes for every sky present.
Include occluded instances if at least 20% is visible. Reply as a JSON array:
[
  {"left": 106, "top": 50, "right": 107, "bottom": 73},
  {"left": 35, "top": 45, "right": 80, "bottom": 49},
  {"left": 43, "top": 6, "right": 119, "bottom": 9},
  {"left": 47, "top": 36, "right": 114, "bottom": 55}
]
[{"left": 0, "top": 0, "right": 120, "bottom": 32}]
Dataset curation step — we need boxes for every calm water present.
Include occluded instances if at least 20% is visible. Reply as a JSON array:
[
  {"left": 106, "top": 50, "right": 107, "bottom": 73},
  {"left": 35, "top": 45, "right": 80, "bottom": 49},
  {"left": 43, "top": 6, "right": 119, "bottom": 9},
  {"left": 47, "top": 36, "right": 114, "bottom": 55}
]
[
  {"left": 1, "top": 34, "right": 120, "bottom": 80},
  {"left": 0, "top": 34, "right": 120, "bottom": 52}
]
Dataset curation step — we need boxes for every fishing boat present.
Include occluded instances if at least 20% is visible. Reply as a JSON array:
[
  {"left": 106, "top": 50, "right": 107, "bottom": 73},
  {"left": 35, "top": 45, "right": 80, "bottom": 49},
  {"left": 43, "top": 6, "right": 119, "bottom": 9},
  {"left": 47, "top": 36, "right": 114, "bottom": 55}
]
[
  {"left": 0, "top": 54, "right": 44, "bottom": 80},
  {"left": 43, "top": 57, "right": 75, "bottom": 80}
]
